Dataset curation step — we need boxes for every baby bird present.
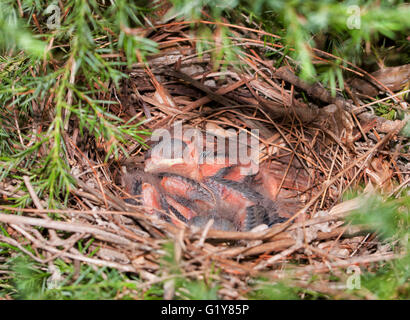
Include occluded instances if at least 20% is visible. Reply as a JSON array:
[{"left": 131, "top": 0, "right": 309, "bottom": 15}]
[{"left": 125, "top": 126, "right": 289, "bottom": 231}]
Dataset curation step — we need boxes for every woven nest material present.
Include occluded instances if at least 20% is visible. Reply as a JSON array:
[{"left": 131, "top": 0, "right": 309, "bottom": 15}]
[{"left": 1, "top": 20, "right": 408, "bottom": 299}]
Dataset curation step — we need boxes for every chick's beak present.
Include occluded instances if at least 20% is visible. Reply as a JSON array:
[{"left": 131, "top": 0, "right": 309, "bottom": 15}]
[{"left": 144, "top": 157, "right": 185, "bottom": 173}]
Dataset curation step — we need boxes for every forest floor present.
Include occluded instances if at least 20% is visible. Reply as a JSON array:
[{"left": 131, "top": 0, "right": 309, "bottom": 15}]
[{"left": 0, "top": 6, "right": 409, "bottom": 300}]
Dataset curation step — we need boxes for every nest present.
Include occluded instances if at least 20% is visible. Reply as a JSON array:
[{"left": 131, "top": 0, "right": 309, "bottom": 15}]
[{"left": 0, "top": 20, "right": 408, "bottom": 299}]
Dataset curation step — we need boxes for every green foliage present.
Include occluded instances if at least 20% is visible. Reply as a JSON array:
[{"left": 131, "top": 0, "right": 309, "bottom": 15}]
[
  {"left": 0, "top": 1, "right": 155, "bottom": 205},
  {"left": 1, "top": 241, "right": 221, "bottom": 300},
  {"left": 246, "top": 194, "right": 409, "bottom": 300},
  {"left": 170, "top": 0, "right": 410, "bottom": 86},
  {"left": 169, "top": 0, "right": 239, "bottom": 19},
  {"left": 2, "top": 254, "right": 142, "bottom": 299},
  {"left": 361, "top": 254, "right": 409, "bottom": 299},
  {"left": 401, "top": 117, "right": 410, "bottom": 138},
  {"left": 347, "top": 194, "right": 409, "bottom": 299},
  {"left": 247, "top": 280, "right": 301, "bottom": 299},
  {"left": 348, "top": 194, "right": 409, "bottom": 241},
  {"left": 153, "top": 241, "right": 221, "bottom": 300},
  {"left": 1, "top": 0, "right": 408, "bottom": 205}
]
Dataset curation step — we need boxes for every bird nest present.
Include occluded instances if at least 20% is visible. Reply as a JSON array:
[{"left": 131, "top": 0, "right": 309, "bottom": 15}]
[{"left": 1, "top": 21, "right": 408, "bottom": 299}]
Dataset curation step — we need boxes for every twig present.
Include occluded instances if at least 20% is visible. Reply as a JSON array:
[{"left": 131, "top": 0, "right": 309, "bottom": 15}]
[
  {"left": 0, "top": 234, "right": 45, "bottom": 263},
  {"left": 0, "top": 213, "right": 136, "bottom": 247},
  {"left": 23, "top": 176, "right": 44, "bottom": 210},
  {"left": 254, "top": 242, "right": 304, "bottom": 270}
]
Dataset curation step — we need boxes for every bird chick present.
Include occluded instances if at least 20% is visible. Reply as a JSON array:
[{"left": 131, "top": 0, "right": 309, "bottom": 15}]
[{"left": 125, "top": 125, "right": 290, "bottom": 231}]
